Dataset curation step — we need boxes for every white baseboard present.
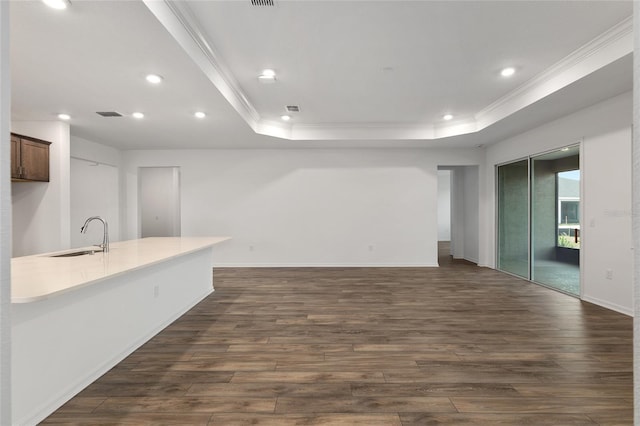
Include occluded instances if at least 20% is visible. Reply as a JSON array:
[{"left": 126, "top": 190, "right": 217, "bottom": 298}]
[
  {"left": 215, "top": 263, "right": 439, "bottom": 268},
  {"left": 581, "top": 295, "right": 633, "bottom": 317}
]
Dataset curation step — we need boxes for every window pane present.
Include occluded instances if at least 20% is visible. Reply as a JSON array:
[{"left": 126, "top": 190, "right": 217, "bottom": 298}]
[{"left": 497, "top": 160, "right": 529, "bottom": 278}]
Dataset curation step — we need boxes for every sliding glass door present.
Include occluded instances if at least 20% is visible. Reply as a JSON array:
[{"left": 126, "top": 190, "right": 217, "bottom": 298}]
[
  {"left": 497, "top": 146, "right": 580, "bottom": 296},
  {"left": 497, "top": 159, "right": 529, "bottom": 278},
  {"left": 531, "top": 148, "right": 580, "bottom": 295}
]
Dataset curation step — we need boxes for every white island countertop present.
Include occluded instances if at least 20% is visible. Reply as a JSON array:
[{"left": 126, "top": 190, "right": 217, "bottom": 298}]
[{"left": 11, "top": 237, "right": 230, "bottom": 303}]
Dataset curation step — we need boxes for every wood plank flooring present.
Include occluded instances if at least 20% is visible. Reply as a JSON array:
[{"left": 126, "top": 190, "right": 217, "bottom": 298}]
[{"left": 42, "top": 246, "right": 632, "bottom": 425}]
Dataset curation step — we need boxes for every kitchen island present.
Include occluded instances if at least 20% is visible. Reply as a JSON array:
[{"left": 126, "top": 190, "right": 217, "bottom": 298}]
[{"left": 11, "top": 237, "right": 230, "bottom": 426}]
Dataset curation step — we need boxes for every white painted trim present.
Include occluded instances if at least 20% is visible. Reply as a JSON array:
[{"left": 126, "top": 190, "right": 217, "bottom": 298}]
[
  {"left": 582, "top": 295, "right": 633, "bottom": 317},
  {"left": 142, "top": 0, "right": 260, "bottom": 129},
  {"left": 144, "top": 3, "right": 631, "bottom": 142},
  {"left": 477, "top": 16, "right": 633, "bottom": 129},
  {"left": 215, "top": 263, "right": 439, "bottom": 268}
]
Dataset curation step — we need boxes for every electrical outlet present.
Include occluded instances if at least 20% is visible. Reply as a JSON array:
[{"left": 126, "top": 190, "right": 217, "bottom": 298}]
[
  {"left": 368, "top": 245, "right": 374, "bottom": 252},
  {"left": 249, "top": 245, "right": 254, "bottom": 252},
  {"left": 605, "top": 269, "right": 613, "bottom": 280},
  {"left": 154, "top": 285, "right": 160, "bottom": 298}
]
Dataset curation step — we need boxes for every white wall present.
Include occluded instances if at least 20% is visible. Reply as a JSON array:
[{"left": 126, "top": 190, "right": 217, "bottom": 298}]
[
  {"left": 70, "top": 136, "right": 121, "bottom": 248},
  {"left": 485, "top": 91, "right": 633, "bottom": 315},
  {"left": 11, "top": 121, "right": 70, "bottom": 257},
  {"left": 450, "top": 168, "right": 464, "bottom": 259},
  {"left": 449, "top": 166, "right": 480, "bottom": 264},
  {"left": 463, "top": 166, "right": 480, "bottom": 263},
  {"left": 582, "top": 126, "right": 633, "bottom": 314},
  {"left": 0, "top": 3, "right": 11, "bottom": 423},
  {"left": 123, "top": 148, "right": 483, "bottom": 267},
  {"left": 139, "top": 167, "right": 180, "bottom": 237},
  {"left": 437, "top": 170, "right": 451, "bottom": 241}
]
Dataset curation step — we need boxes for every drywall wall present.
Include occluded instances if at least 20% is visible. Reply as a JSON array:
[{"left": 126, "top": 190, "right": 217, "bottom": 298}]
[
  {"left": 11, "top": 121, "right": 70, "bottom": 257},
  {"left": 123, "top": 148, "right": 483, "bottom": 267},
  {"left": 463, "top": 166, "right": 480, "bottom": 263},
  {"left": 70, "top": 136, "right": 121, "bottom": 248},
  {"left": 437, "top": 170, "right": 451, "bottom": 241},
  {"left": 449, "top": 166, "right": 480, "bottom": 264},
  {"left": 632, "top": 6, "right": 640, "bottom": 420},
  {"left": 139, "top": 167, "right": 180, "bottom": 237},
  {"left": 582, "top": 127, "right": 633, "bottom": 314},
  {"left": 485, "top": 91, "right": 633, "bottom": 315},
  {"left": 0, "top": 4, "right": 11, "bottom": 423}
]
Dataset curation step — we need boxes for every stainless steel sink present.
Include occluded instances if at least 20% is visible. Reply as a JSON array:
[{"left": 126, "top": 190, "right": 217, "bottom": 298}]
[{"left": 50, "top": 249, "right": 103, "bottom": 258}]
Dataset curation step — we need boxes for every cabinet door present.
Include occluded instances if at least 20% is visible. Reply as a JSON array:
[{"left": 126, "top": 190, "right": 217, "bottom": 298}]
[
  {"left": 21, "top": 139, "right": 50, "bottom": 182},
  {"left": 11, "top": 135, "right": 21, "bottom": 179}
]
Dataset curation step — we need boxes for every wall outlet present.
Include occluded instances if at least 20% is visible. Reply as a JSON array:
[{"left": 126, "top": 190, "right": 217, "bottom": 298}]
[
  {"left": 368, "top": 245, "right": 374, "bottom": 252},
  {"left": 605, "top": 269, "right": 613, "bottom": 280},
  {"left": 154, "top": 285, "right": 160, "bottom": 298},
  {"left": 249, "top": 245, "right": 254, "bottom": 252}
]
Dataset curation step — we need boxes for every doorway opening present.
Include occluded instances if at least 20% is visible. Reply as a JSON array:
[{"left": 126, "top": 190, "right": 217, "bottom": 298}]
[
  {"left": 139, "top": 167, "right": 181, "bottom": 238},
  {"left": 438, "top": 166, "right": 479, "bottom": 265}
]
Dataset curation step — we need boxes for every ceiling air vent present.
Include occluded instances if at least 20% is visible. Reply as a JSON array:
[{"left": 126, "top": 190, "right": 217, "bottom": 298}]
[
  {"left": 96, "top": 111, "right": 123, "bottom": 117},
  {"left": 251, "top": 0, "right": 274, "bottom": 6},
  {"left": 286, "top": 105, "right": 300, "bottom": 112}
]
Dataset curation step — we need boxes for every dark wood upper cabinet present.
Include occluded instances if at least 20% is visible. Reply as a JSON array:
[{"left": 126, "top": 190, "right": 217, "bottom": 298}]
[
  {"left": 11, "top": 133, "right": 51, "bottom": 182},
  {"left": 11, "top": 134, "right": 21, "bottom": 180}
]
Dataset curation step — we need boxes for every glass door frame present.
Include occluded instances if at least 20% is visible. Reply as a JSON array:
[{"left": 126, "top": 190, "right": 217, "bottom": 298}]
[
  {"left": 495, "top": 157, "right": 530, "bottom": 279},
  {"left": 495, "top": 144, "right": 582, "bottom": 298}
]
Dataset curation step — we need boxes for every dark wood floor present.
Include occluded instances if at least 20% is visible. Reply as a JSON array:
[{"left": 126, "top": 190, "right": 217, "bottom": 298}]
[{"left": 42, "top": 245, "right": 633, "bottom": 425}]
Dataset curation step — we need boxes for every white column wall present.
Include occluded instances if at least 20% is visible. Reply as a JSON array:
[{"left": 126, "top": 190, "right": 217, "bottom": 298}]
[
  {"left": 437, "top": 170, "right": 451, "bottom": 241},
  {"left": 450, "top": 168, "right": 465, "bottom": 260},
  {"left": 0, "top": 2, "right": 11, "bottom": 423},
  {"left": 631, "top": 5, "right": 639, "bottom": 422},
  {"left": 463, "top": 166, "right": 480, "bottom": 264},
  {"left": 448, "top": 166, "right": 480, "bottom": 264}
]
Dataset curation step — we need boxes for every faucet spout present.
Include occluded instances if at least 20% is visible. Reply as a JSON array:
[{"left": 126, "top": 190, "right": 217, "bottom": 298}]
[{"left": 81, "top": 216, "right": 109, "bottom": 253}]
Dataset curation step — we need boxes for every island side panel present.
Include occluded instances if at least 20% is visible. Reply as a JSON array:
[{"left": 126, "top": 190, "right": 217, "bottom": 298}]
[{"left": 11, "top": 247, "right": 214, "bottom": 426}]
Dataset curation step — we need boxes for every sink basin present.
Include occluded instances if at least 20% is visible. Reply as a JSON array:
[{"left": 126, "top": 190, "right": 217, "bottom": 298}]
[{"left": 50, "top": 249, "right": 103, "bottom": 258}]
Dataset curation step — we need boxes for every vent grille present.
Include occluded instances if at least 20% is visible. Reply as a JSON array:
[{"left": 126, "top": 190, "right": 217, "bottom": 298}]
[
  {"left": 251, "top": 0, "right": 274, "bottom": 6},
  {"left": 96, "top": 111, "right": 123, "bottom": 117},
  {"left": 286, "top": 105, "right": 300, "bottom": 112}
]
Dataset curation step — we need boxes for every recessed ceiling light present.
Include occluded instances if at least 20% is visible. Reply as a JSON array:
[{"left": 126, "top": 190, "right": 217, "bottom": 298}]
[
  {"left": 194, "top": 111, "right": 206, "bottom": 119},
  {"left": 132, "top": 112, "right": 144, "bottom": 119},
  {"left": 42, "top": 0, "right": 70, "bottom": 10},
  {"left": 258, "top": 69, "right": 277, "bottom": 83},
  {"left": 443, "top": 114, "right": 453, "bottom": 121},
  {"left": 500, "top": 67, "right": 516, "bottom": 77},
  {"left": 281, "top": 115, "right": 291, "bottom": 121},
  {"left": 561, "top": 147, "right": 570, "bottom": 152},
  {"left": 57, "top": 113, "right": 71, "bottom": 120},
  {"left": 145, "top": 74, "right": 163, "bottom": 84}
]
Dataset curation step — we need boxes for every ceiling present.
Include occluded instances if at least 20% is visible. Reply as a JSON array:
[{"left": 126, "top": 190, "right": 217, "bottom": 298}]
[{"left": 9, "top": 0, "right": 633, "bottom": 150}]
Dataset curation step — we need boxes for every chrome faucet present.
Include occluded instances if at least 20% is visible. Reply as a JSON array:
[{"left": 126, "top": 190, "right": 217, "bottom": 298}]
[{"left": 80, "top": 216, "right": 109, "bottom": 253}]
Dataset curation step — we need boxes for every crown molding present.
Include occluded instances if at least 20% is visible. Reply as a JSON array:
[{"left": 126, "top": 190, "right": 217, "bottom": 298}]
[
  {"left": 143, "top": 0, "right": 261, "bottom": 130},
  {"left": 475, "top": 15, "right": 632, "bottom": 131},
  {"left": 145, "top": 3, "right": 631, "bottom": 142}
]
